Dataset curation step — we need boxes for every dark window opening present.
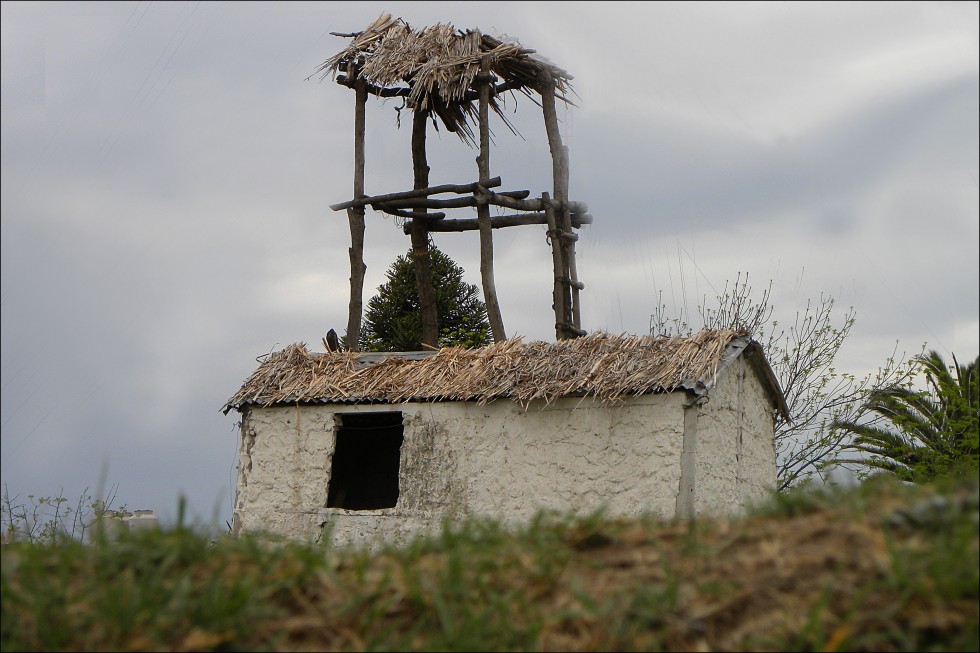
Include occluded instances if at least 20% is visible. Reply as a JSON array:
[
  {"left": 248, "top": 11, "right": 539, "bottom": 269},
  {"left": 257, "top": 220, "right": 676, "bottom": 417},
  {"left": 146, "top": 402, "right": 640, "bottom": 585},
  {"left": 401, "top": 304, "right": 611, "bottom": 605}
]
[{"left": 327, "top": 412, "right": 404, "bottom": 510}]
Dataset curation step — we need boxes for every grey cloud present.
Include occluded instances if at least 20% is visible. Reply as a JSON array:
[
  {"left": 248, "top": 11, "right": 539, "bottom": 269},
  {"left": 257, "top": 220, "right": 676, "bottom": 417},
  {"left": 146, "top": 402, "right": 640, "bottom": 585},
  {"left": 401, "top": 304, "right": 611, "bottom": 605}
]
[
  {"left": 575, "top": 72, "right": 978, "bottom": 241},
  {"left": 2, "top": 2, "right": 977, "bottom": 529}
]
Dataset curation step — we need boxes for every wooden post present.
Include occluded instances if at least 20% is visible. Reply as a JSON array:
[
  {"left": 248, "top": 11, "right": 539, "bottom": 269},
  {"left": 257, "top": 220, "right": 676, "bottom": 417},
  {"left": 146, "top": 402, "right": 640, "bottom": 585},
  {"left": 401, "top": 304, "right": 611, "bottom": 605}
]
[
  {"left": 540, "top": 72, "right": 574, "bottom": 337},
  {"left": 559, "top": 144, "right": 583, "bottom": 331},
  {"left": 344, "top": 69, "right": 368, "bottom": 351},
  {"left": 540, "top": 74, "right": 569, "bottom": 201},
  {"left": 542, "top": 192, "right": 566, "bottom": 340},
  {"left": 476, "top": 58, "right": 507, "bottom": 342},
  {"left": 411, "top": 109, "right": 440, "bottom": 349}
]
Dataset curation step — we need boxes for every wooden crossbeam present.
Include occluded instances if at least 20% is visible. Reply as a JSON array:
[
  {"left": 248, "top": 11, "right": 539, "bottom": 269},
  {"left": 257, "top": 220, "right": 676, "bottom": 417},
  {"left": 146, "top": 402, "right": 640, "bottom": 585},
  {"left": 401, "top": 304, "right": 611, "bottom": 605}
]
[
  {"left": 379, "top": 208, "right": 447, "bottom": 220},
  {"left": 377, "top": 189, "right": 529, "bottom": 210},
  {"left": 330, "top": 177, "right": 503, "bottom": 211},
  {"left": 401, "top": 211, "right": 591, "bottom": 234}
]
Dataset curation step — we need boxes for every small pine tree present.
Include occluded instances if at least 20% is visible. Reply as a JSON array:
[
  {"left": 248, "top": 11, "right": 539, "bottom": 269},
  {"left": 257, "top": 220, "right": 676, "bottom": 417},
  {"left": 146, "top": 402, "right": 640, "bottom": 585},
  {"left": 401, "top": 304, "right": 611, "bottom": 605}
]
[{"left": 360, "top": 245, "right": 491, "bottom": 352}]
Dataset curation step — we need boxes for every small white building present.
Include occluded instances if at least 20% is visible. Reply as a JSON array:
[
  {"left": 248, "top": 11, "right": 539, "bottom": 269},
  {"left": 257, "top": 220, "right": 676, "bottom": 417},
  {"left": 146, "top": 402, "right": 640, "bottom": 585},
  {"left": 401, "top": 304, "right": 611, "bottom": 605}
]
[{"left": 222, "top": 330, "right": 788, "bottom": 548}]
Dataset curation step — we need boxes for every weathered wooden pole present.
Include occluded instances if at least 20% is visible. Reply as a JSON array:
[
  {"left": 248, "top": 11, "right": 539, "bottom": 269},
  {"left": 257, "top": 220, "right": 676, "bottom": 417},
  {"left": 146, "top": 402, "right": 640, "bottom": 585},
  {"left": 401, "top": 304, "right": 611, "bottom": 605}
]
[
  {"left": 344, "top": 67, "right": 368, "bottom": 351},
  {"left": 411, "top": 108, "right": 440, "bottom": 349},
  {"left": 476, "top": 58, "right": 507, "bottom": 342},
  {"left": 401, "top": 211, "right": 592, "bottom": 233},
  {"left": 539, "top": 72, "right": 574, "bottom": 338},
  {"left": 542, "top": 192, "right": 566, "bottom": 341},
  {"left": 561, "top": 145, "right": 583, "bottom": 332}
]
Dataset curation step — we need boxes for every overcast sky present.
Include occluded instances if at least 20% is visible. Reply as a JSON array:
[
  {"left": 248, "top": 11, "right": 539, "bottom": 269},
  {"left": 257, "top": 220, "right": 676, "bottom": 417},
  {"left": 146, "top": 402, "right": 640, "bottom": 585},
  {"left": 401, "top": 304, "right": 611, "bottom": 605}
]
[{"left": 2, "top": 1, "right": 977, "bottom": 529}]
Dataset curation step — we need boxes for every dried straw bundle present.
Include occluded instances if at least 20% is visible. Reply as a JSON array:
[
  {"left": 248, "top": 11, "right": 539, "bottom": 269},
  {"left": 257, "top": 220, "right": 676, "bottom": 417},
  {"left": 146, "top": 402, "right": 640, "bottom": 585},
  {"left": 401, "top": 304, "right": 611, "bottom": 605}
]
[
  {"left": 222, "top": 330, "right": 750, "bottom": 414},
  {"left": 314, "top": 13, "right": 574, "bottom": 141}
]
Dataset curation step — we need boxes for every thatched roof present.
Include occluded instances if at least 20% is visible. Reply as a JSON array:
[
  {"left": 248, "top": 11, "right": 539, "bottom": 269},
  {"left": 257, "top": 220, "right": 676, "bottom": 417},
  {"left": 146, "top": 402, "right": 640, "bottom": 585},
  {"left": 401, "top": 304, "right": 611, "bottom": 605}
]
[
  {"left": 313, "top": 13, "right": 574, "bottom": 143},
  {"left": 222, "top": 330, "right": 789, "bottom": 418}
]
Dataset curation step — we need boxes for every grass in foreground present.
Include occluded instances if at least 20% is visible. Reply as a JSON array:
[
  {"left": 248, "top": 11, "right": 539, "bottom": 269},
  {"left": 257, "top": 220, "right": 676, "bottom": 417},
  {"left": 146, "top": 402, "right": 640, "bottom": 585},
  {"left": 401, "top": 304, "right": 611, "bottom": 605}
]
[{"left": 2, "top": 473, "right": 978, "bottom": 652}]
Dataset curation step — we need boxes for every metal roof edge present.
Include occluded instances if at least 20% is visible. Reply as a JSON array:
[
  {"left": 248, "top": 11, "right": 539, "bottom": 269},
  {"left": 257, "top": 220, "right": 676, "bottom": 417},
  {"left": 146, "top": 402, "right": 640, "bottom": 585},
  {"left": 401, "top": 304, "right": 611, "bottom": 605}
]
[
  {"left": 353, "top": 350, "right": 440, "bottom": 369},
  {"left": 680, "top": 335, "right": 790, "bottom": 422}
]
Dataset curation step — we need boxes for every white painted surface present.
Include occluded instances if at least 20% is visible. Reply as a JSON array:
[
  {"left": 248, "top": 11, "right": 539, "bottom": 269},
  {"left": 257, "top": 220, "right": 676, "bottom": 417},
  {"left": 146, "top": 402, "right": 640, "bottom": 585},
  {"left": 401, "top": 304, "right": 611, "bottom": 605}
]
[
  {"left": 695, "top": 357, "right": 778, "bottom": 515},
  {"left": 232, "top": 357, "right": 777, "bottom": 548}
]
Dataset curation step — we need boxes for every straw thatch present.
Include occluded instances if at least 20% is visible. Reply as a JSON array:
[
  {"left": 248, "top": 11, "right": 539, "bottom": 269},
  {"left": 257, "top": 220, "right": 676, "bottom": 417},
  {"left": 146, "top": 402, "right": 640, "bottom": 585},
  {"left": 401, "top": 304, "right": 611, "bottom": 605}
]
[
  {"left": 222, "top": 330, "right": 787, "bottom": 416},
  {"left": 313, "top": 13, "right": 574, "bottom": 143}
]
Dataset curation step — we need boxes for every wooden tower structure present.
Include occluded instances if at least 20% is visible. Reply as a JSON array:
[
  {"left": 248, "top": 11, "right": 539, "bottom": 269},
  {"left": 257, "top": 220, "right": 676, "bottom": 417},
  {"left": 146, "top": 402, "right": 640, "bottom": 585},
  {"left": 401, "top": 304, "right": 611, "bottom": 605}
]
[{"left": 317, "top": 14, "right": 591, "bottom": 350}]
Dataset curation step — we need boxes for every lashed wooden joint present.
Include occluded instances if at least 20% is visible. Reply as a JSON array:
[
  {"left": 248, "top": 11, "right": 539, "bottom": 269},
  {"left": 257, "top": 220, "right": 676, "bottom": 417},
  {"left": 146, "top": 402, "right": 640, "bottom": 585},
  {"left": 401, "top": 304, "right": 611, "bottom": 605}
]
[
  {"left": 556, "top": 277, "right": 585, "bottom": 291},
  {"left": 474, "top": 184, "right": 489, "bottom": 206}
]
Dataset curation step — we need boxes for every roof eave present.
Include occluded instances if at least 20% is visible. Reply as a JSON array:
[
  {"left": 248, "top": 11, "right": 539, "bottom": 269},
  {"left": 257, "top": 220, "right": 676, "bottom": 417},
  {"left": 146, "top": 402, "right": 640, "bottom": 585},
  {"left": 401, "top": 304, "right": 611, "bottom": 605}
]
[{"left": 696, "top": 336, "right": 789, "bottom": 422}]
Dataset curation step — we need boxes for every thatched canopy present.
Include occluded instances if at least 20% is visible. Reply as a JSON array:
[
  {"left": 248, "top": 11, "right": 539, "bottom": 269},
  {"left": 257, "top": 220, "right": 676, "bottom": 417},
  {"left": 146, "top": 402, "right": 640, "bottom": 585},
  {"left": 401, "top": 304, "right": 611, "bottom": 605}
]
[
  {"left": 313, "top": 13, "right": 574, "bottom": 143},
  {"left": 222, "top": 330, "right": 789, "bottom": 417}
]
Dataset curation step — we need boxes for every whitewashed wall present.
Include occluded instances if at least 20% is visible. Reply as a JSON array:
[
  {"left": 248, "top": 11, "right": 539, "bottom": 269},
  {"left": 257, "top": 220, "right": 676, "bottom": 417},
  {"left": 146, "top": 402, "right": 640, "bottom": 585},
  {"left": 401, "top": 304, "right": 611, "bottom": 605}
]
[
  {"left": 694, "top": 356, "right": 778, "bottom": 516},
  {"left": 232, "top": 359, "right": 776, "bottom": 548}
]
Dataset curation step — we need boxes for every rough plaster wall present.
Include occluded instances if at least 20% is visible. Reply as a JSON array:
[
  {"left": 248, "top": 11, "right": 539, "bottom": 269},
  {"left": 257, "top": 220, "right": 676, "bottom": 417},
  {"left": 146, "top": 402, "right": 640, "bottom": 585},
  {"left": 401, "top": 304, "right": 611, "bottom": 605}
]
[
  {"left": 694, "top": 359, "right": 777, "bottom": 516},
  {"left": 236, "top": 393, "right": 687, "bottom": 547},
  {"left": 736, "top": 360, "right": 779, "bottom": 508},
  {"left": 324, "top": 405, "right": 465, "bottom": 549},
  {"left": 231, "top": 412, "right": 254, "bottom": 535},
  {"left": 442, "top": 394, "right": 687, "bottom": 523},
  {"left": 233, "top": 404, "right": 337, "bottom": 541}
]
